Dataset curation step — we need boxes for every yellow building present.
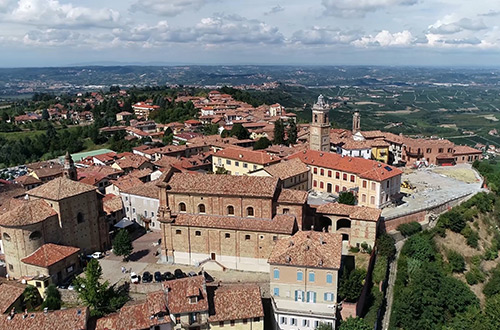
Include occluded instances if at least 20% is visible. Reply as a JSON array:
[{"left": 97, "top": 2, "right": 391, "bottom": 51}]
[
  {"left": 212, "top": 147, "right": 280, "bottom": 175},
  {"left": 269, "top": 231, "right": 343, "bottom": 330},
  {"left": 370, "top": 140, "right": 390, "bottom": 163}
]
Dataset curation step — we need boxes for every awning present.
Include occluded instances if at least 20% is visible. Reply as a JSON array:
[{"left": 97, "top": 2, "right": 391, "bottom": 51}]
[{"left": 114, "top": 218, "right": 134, "bottom": 229}]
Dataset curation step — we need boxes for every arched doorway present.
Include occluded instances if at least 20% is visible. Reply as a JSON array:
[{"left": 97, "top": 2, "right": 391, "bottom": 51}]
[
  {"left": 336, "top": 218, "right": 351, "bottom": 230},
  {"left": 327, "top": 183, "right": 332, "bottom": 193},
  {"left": 317, "top": 216, "right": 332, "bottom": 232}
]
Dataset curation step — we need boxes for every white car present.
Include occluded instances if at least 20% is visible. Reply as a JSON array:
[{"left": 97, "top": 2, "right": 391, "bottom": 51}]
[
  {"left": 130, "top": 272, "right": 140, "bottom": 284},
  {"left": 92, "top": 252, "right": 104, "bottom": 259}
]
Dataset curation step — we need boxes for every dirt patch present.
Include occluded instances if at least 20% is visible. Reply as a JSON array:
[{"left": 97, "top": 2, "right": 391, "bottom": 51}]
[
  {"left": 481, "top": 114, "right": 499, "bottom": 122},
  {"left": 432, "top": 167, "right": 480, "bottom": 184},
  {"left": 435, "top": 231, "right": 481, "bottom": 258},
  {"left": 351, "top": 252, "right": 371, "bottom": 271}
]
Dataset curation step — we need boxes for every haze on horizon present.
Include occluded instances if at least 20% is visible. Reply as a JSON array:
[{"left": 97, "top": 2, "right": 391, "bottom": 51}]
[{"left": 1, "top": 0, "right": 500, "bottom": 68}]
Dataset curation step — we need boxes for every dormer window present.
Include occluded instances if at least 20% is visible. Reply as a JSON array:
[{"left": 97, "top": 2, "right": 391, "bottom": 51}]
[{"left": 189, "top": 296, "right": 198, "bottom": 304}]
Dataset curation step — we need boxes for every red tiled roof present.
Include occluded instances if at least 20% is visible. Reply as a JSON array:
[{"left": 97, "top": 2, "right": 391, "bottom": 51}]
[
  {"left": 166, "top": 173, "right": 279, "bottom": 198},
  {"left": 209, "top": 285, "right": 264, "bottom": 322},
  {"left": 102, "top": 194, "right": 124, "bottom": 214},
  {"left": 28, "top": 177, "right": 97, "bottom": 200},
  {"left": 277, "top": 189, "right": 308, "bottom": 204},
  {"left": 172, "top": 213, "right": 297, "bottom": 235},
  {"left": 15, "top": 175, "right": 42, "bottom": 186},
  {"left": 259, "top": 158, "right": 309, "bottom": 180},
  {"left": 213, "top": 147, "right": 280, "bottom": 165},
  {"left": 289, "top": 150, "right": 402, "bottom": 182},
  {"left": 315, "top": 202, "right": 381, "bottom": 222},
  {"left": 21, "top": 243, "right": 80, "bottom": 268},
  {"left": 122, "top": 180, "right": 159, "bottom": 199},
  {"left": 165, "top": 276, "right": 208, "bottom": 314},
  {"left": 454, "top": 145, "right": 482, "bottom": 155},
  {"left": 0, "top": 307, "right": 88, "bottom": 330},
  {"left": 0, "top": 199, "right": 57, "bottom": 227},
  {"left": 0, "top": 282, "right": 25, "bottom": 313},
  {"left": 268, "top": 231, "right": 343, "bottom": 269}
]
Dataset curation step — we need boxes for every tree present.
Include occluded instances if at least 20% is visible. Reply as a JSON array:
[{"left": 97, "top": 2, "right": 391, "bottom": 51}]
[
  {"left": 316, "top": 322, "right": 333, "bottom": 330},
  {"left": 286, "top": 119, "right": 297, "bottom": 144},
  {"left": 73, "top": 259, "right": 112, "bottom": 317},
  {"left": 273, "top": 119, "right": 285, "bottom": 145},
  {"left": 229, "top": 123, "right": 250, "bottom": 140},
  {"left": 339, "top": 268, "right": 367, "bottom": 302},
  {"left": 202, "top": 123, "right": 219, "bottom": 136},
  {"left": 376, "top": 233, "right": 396, "bottom": 259},
  {"left": 23, "top": 285, "right": 41, "bottom": 311},
  {"left": 447, "top": 250, "right": 465, "bottom": 273},
  {"left": 41, "top": 284, "right": 62, "bottom": 310},
  {"left": 113, "top": 229, "right": 133, "bottom": 261},
  {"left": 215, "top": 167, "right": 229, "bottom": 175},
  {"left": 338, "top": 191, "right": 356, "bottom": 205},
  {"left": 339, "top": 317, "right": 372, "bottom": 330},
  {"left": 41, "top": 109, "right": 49, "bottom": 120},
  {"left": 253, "top": 137, "right": 271, "bottom": 150}
]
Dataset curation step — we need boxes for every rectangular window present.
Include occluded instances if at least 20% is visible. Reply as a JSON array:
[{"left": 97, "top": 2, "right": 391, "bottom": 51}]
[
  {"left": 230, "top": 320, "right": 235, "bottom": 326},
  {"left": 328, "top": 170, "right": 332, "bottom": 177},
  {"left": 297, "top": 271, "right": 303, "bottom": 281},
  {"left": 343, "top": 173, "right": 347, "bottom": 181},
  {"left": 291, "top": 318, "right": 297, "bottom": 326},
  {"left": 313, "top": 180, "right": 317, "bottom": 187},
  {"left": 245, "top": 234, "right": 251, "bottom": 240},
  {"left": 313, "top": 167, "right": 317, "bottom": 174},
  {"left": 273, "top": 288, "right": 280, "bottom": 296},
  {"left": 362, "top": 194, "right": 366, "bottom": 203},
  {"left": 243, "top": 163, "right": 248, "bottom": 168},
  {"left": 307, "top": 291, "right": 317, "bottom": 303},
  {"left": 320, "top": 181, "right": 324, "bottom": 189},
  {"left": 370, "top": 196, "right": 375, "bottom": 204},
  {"left": 326, "top": 273, "right": 333, "bottom": 283},
  {"left": 387, "top": 181, "right": 390, "bottom": 188},
  {"left": 144, "top": 210, "right": 147, "bottom": 217},
  {"left": 324, "top": 292, "right": 334, "bottom": 301},
  {"left": 335, "top": 185, "right": 340, "bottom": 193},
  {"left": 126, "top": 207, "right": 129, "bottom": 212},
  {"left": 226, "top": 159, "right": 231, "bottom": 165},
  {"left": 309, "top": 272, "right": 315, "bottom": 282},
  {"left": 302, "top": 319, "right": 310, "bottom": 327},
  {"left": 132, "top": 208, "right": 136, "bottom": 214},
  {"left": 280, "top": 317, "right": 287, "bottom": 325},
  {"left": 219, "top": 321, "right": 224, "bottom": 327},
  {"left": 176, "top": 230, "right": 182, "bottom": 235},
  {"left": 253, "top": 165, "right": 257, "bottom": 170},
  {"left": 151, "top": 211, "right": 154, "bottom": 217},
  {"left": 273, "top": 269, "right": 280, "bottom": 279},
  {"left": 243, "top": 319, "right": 247, "bottom": 324},
  {"left": 253, "top": 317, "right": 260, "bottom": 322},
  {"left": 426, "top": 148, "right": 432, "bottom": 153},
  {"left": 336, "top": 172, "right": 340, "bottom": 179},
  {"left": 371, "top": 182, "right": 376, "bottom": 190},
  {"left": 235, "top": 161, "right": 239, "bottom": 167},
  {"left": 225, "top": 233, "right": 231, "bottom": 239},
  {"left": 320, "top": 169, "right": 324, "bottom": 176},
  {"left": 295, "top": 290, "right": 304, "bottom": 302},
  {"left": 350, "top": 175, "right": 355, "bottom": 182}
]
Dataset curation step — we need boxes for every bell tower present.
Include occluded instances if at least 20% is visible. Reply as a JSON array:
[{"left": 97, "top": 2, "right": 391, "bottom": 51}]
[
  {"left": 63, "top": 151, "right": 77, "bottom": 181},
  {"left": 309, "top": 95, "right": 330, "bottom": 152},
  {"left": 352, "top": 110, "right": 361, "bottom": 134}
]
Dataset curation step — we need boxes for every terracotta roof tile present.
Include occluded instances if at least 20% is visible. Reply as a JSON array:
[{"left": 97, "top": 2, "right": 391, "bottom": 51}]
[
  {"left": 268, "top": 231, "right": 343, "bottom": 269},
  {"left": 0, "top": 307, "right": 88, "bottom": 330},
  {"left": 0, "top": 199, "right": 57, "bottom": 227},
  {"left": 21, "top": 243, "right": 80, "bottom": 268},
  {"left": 122, "top": 180, "right": 159, "bottom": 199},
  {"left": 277, "top": 189, "right": 308, "bottom": 204},
  {"left": 454, "top": 145, "right": 482, "bottom": 155},
  {"left": 15, "top": 175, "right": 42, "bottom": 186},
  {"left": 167, "top": 173, "right": 279, "bottom": 198},
  {"left": 172, "top": 213, "right": 297, "bottom": 235},
  {"left": 0, "top": 283, "right": 25, "bottom": 313},
  {"left": 289, "top": 150, "right": 402, "bottom": 182},
  {"left": 213, "top": 147, "right": 280, "bottom": 165},
  {"left": 260, "top": 158, "right": 309, "bottom": 180},
  {"left": 315, "top": 202, "right": 381, "bottom": 222},
  {"left": 109, "top": 176, "right": 144, "bottom": 192},
  {"left": 28, "top": 177, "right": 97, "bottom": 200},
  {"left": 102, "top": 194, "right": 124, "bottom": 214},
  {"left": 209, "top": 285, "right": 264, "bottom": 322},
  {"left": 165, "top": 276, "right": 208, "bottom": 314}
]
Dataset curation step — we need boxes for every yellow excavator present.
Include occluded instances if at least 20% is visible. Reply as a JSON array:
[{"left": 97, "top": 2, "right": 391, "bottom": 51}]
[{"left": 401, "top": 180, "right": 416, "bottom": 195}]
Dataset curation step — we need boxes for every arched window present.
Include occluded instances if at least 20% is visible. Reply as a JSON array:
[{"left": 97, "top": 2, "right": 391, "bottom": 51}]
[
  {"left": 198, "top": 204, "right": 206, "bottom": 213},
  {"left": 77, "top": 212, "right": 84, "bottom": 224},
  {"left": 314, "top": 114, "right": 318, "bottom": 123},
  {"left": 179, "top": 202, "right": 186, "bottom": 212},
  {"left": 247, "top": 207, "right": 254, "bottom": 217},
  {"left": 227, "top": 205, "right": 234, "bottom": 215},
  {"left": 2, "top": 232, "right": 11, "bottom": 241},
  {"left": 29, "top": 231, "right": 42, "bottom": 241}
]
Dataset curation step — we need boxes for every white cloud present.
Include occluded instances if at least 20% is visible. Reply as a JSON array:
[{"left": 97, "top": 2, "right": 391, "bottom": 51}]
[
  {"left": 322, "top": 0, "right": 418, "bottom": 17},
  {"left": 264, "top": 5, "right": 284, "bottom": 16},
  {"left": 353, "top": 30, "right": 413, "bottom": 47},
  {"left": 130, "top": 0, "right": 214, "bottom": 17},
  {"left": 428, "top": 17, "right": 487, "bottom": 34},
  {"left": 292, "top": 26, "right": 360, "bottom": 45},
  {"left": 8, "top": 0, "right": 120, "bottom": 28}
]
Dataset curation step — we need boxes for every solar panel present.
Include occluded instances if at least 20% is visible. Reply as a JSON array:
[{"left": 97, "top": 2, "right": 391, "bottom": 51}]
[{"left": 384, "top": 166, "right": 393, "bottom": 171}]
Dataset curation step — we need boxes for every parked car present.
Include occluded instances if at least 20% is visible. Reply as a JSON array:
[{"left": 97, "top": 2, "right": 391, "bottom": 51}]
[
  {"left": 142, "top": 271, "right": 153, "bottom": 283},
  {"left": 92, "top": 252, "right": 104, "bottom": 259},
  {"left": 154, "top": 271, "right": 162, "bottom": 282},
  {"left": 174, "top": 269, "right": 185, "bottom": 279},
  {"left": 130, "top": 272, "right": 140, "bottom": 284},
  {"left": 163, "top": 272, "right": 175, "bottom": 281}
]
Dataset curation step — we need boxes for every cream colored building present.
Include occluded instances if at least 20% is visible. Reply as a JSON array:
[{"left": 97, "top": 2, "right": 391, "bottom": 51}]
[
  {"left": 291, "top": 149, "right": 402, "bottom": 209},
  {"left": 247, "top": 158, "right": 310, "bottom": 191},
  {"left": 121, "top": 180, "right": 160, "bottom": 231},
  {"left": 212, "top": 147, "right": 280, "bottom": 175},
  {"left": 269, "top": 231, "right": 343, "bottom": 330}
]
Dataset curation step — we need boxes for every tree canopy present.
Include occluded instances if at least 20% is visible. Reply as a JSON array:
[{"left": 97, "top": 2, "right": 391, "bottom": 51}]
[{"left": 113, "top": 229, "right": 133, "bottom": 261}]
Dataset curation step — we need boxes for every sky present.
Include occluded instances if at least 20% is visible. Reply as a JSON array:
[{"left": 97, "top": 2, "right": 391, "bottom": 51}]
[{"left": 1, "top": 0, "right": 500, "bottom": 67}]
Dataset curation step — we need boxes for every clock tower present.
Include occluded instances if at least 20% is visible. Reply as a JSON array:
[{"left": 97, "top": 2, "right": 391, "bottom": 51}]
[{"left": 309, "top": 95, "right": 330, "bottom": 152}]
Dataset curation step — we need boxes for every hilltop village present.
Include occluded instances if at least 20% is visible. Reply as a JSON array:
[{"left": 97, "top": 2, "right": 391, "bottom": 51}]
[{"left": 0, "top": 91, "right": 485, "bottom": 330}]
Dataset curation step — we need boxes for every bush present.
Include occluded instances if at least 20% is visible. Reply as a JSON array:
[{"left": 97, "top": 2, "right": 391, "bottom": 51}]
[
  {"left": 339, "top": 268, "right": 367, "bottom": 302},
  {"left": 401, "top": 233, "right": 436, "bottom": 262},
  {"left": 349, "top": 246, "right": 360, "bottom": 253},
  {"left": 447, "top": 250, "right": 465, "bottom": 273},
  {"left": 484, "top": 267, "right": 500, "bottom": 298},
  {"left": 372, "top": 255, "right": 388, "bottom": 284},
  {"left": 466, "top": 267, "right": 486, "bottom": 285},
  {"left": 484, "top": 249, "right": 499, "bottom": 261},
  {"left": 397, "top": 222, "right": 422, "bottom": 237},
  {"left": 461, "top": 226, "right": 480, "bottom": 249}
]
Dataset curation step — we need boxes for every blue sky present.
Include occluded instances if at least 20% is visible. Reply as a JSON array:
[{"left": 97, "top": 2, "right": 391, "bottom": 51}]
[{"left": 0, "top": 0, "right": 499, "bottom": 67}]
